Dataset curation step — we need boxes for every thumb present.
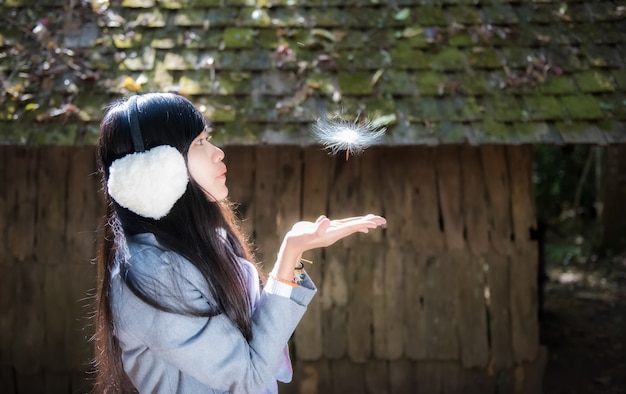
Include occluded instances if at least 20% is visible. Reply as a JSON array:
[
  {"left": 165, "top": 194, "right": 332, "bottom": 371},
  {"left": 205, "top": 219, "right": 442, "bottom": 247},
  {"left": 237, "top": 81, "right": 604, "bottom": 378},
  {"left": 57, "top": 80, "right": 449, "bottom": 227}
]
[{"left": 315, "top": 217, "right": 331, "bottom": 235}]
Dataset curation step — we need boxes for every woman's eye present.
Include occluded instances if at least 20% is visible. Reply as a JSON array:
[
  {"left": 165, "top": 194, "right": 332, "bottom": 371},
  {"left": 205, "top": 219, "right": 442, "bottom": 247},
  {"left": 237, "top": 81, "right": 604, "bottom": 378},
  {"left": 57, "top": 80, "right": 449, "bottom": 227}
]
[{"left": 205, "top": 134, "right": 212, "bottom": 142}]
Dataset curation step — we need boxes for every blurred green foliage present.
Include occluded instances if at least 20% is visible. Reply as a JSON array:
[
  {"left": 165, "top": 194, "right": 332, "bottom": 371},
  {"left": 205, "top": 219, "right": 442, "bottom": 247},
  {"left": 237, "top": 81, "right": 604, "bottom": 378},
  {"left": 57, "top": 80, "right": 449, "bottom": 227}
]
[{"left": 533, "top": 145, "right": 598, "bottom": 225}]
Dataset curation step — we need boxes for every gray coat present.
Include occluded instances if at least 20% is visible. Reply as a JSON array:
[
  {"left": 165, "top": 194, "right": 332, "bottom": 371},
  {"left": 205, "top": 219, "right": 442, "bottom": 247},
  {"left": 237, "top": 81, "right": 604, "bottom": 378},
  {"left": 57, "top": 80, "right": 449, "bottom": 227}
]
[{"left": 111, "top": 233, "right": 317, "bottom": 393}]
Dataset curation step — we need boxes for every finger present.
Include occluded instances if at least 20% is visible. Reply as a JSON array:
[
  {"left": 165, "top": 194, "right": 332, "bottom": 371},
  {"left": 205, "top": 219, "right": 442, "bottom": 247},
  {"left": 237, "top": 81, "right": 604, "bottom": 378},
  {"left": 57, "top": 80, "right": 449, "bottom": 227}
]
[
  {"left": 329, "top": 214, "right": 386, "bottom": 225},
  {"left": 316, "top": 215, "right": 327, "bottom": 223},
  {"left": 325, "top": 221, "right": 378, "bottom": 240},
  {"left": 329, "top": 216, "right": 372, "bottom": 224},
  {"left": 315, "top": 217, "right": 331, "bottom": 235},
  {"left": 329, "top": 216, "right": 386, "bottom": 229}
]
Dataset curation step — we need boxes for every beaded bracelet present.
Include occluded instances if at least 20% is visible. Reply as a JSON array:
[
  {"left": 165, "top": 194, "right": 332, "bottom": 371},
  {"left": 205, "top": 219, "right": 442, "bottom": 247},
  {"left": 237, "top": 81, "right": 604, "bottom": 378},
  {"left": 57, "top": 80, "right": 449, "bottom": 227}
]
[
  {"left": 270, "top": 258, "right": 313, "bottom": 287},
  {"left": 294, "top": 258, "right": 313, "bottom": 284},
  {"left": 270, "top": 273, "right": 299, "bottom": 288}
]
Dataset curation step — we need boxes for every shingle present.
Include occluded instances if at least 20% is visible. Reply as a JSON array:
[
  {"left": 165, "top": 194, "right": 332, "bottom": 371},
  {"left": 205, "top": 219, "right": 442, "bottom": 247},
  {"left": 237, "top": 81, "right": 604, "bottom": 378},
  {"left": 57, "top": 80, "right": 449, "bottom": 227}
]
[
  {"left": 573, "top": 71, "right": 616, "bottom": 93},
  {"left": 414, "top": 71, "right": 452, "bottom": 95},
  {"left": 599, "top": 120, "right": 626, "bottom": 143},
  {"left": 396, "top": 97, "right": 440, "bottom": 122},
  {"left": 483, "top": 96, "right": 523, "bottom": 122},
  {"left": 539, "top": 76, "right": 577, "bottom": 95},
  {"left": 390, "top": 44, "right": 429, "bottom": 69},
  {"left": 522, "top": 96, "right": 565, "bottom": 120},
  {"left": 222, "top": 28, "right": 256, "bottom": 49},
  {"left": 468, "top": 47, "right": 500, "bottom": 69},
  {"left": 446, "top": 6, "right": 482, "bottom": 25},
  {"left": 375, "top": 70, "right": 416, "bottom": 96},
  {"left": 207, "top": 8, "right": 239, "bottom": 27},
  {"left": 480, "top": 4, "right": 519, "bottom": 25},
  {"left": 555, "top": 121, "right": 608, "bottom": 144},
  {"left": 471, "top": 117, "right": 514, "bottom": 144},
  {"left": 338, "top": 72, "right": 374, "bottom": 95},
  {"left": 512, "top": 122, "right": 555, "bottom": 143},
  {"left": 586, "top": 2, "right": 622, "bottom": 22},
  {"left": 173, "top": 9, "right": 210, "bottom": 27},
  {"left": 560, "top": 94, "right": 605, "bottom": 120},
  {"left": 414, "top": 6, "right": 448, "bottom": 26},
  {"left": 427, "top": 47, "right": 469, "bottom": 71}
]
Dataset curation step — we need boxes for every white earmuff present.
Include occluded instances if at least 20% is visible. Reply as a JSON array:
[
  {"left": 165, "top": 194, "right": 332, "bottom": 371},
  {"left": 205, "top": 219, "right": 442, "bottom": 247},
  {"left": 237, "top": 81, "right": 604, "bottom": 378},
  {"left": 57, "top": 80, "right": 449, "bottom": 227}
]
[{"left": 106, "top": 96, "right": 189, "bottom": 220}]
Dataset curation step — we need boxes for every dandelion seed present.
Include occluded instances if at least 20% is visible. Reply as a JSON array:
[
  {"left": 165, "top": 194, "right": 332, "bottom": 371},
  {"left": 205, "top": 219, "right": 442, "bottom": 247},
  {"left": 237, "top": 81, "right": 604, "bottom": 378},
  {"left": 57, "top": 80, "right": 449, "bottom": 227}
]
[{"left": 311, "top": 115, "right": 386, "bottom": 160}]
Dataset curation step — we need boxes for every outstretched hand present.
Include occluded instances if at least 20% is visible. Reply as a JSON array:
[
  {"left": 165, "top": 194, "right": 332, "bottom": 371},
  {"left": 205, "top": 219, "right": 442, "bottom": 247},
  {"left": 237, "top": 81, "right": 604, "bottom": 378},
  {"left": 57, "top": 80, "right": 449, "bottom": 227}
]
[
  {"left": 284, "top": 214, "right": 387, "bottom": 254},
  {"left": 272, "top": 214, "right": 386, "bottom": 280}
]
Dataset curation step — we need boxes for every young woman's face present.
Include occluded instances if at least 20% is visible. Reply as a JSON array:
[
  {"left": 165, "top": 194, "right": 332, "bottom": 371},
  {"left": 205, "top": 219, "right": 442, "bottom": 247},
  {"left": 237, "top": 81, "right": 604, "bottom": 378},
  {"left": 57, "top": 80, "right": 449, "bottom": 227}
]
[{"left": 187, "top": 129, "right": 228, "bottom": 201}]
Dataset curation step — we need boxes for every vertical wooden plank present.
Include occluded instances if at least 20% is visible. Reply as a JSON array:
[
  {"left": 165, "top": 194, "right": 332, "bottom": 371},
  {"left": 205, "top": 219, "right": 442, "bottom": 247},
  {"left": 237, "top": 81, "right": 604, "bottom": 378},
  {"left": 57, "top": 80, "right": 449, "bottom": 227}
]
[
  {"left": 295, "top": 147, "right": 330, "bottom": 361},
  {"left": 253, "top": 146, "right": 301, "bottom": 265},
  {"left": 373, "top": 248, "right": 404, "bottom": 360},
  {"left": 346, "top": 246, "right": 374, "bottom": 362},
  {"left": 6, "top": 147, "right": 38, "bottom": 261},
  {"left": 480, "top": 145, "right": 514, "bottom": 256},
  {"left": 495, "top": 369, "right": 516, "bottom": 393},
  {"left": 507, "top": 143, "right": 539, "bottom": 366},
  {"left": 509, "top": 250, "right": 540, "bottom": 363},
  {"left": 404, "top": 254, "right": 424, "bottom": 360},
  {"left": 484, "top": 254, "right": 515, "bottom": 370},
  {"left": 0, "top": 366, "right": 16, "bottom": 394},
  {"left": 414, "top": 361, "right": 442, "bottom": 394},
  {"left": 409, "top": 147, "right": 445, "bottom": 253},
  {"left": 435, "top": 145, "right": 466, "bottom": 251},
  {"left": 44, "top": 371, "right": 70, "bottom": 393},
  {"left": 254, "top": 145, "right": 279, "bottom": 265},
  {"left": 274, "top": 146, "right": 302, "bottom": 245},
  {"left": 405, "top": 255, "right": 459, "bottom": 360},
  {"left": 327, "top": 153, "right": 362, "bottom": 246},
  {"left": 389, "top": 359, "right": 414, "bottom": 394},
  {"left": 330, "top": 358, "right": 365, "bottom": 394},
  {"left": 364, "top": 359, "right": 388, "bottom": 394},
  {"left": 460, "top": 146, "right": 490, "bottom": 255},
  {"left": 71, "top": 370, "right": 93, "bottom": 394},
  {"left": 65, "top": 146, "right": 100, "bottom": 373},
  {"left": 321, "top": 248, "right": 349, "bottom": 359},
  {"left": 455, "top": 253, "right": 490, "bottom": 368},
  {"left": 223, "top": 146, "right": 256, "bottom": 239},
  {"left": 8, "top": 147, "right": 44, "bottom": 375},
  {"left": 0, "top": 147, "right": 15, "bottom": 392},
  {"left": 462, "top": 367, "right": 496, "bottom": 394},
  {"left": 517, "top": 345, "right": 548, "bottom": 394},
  {"left": 323, "top": 152, "right": 362, "bottom": 359},
  {"left": 380, "top": 147, "right": 413, "bottom": 248},
  {"left": 507, "top": 145, "right": 536, "bottom": 249},
  {"left": 16, "top": 372, "right": 45, "bottom": 394},
  {"left": 440, "top": 362, "right": 464, "bottom": 394},
  {"left": 37, "top": 147, "right": 71, "bottom": 374},
  {"left": 358, "top": 146, "right": 383, "bottom": 244},
  {"left": 287, "top": 359, "right": 331, "bottom": 394}
]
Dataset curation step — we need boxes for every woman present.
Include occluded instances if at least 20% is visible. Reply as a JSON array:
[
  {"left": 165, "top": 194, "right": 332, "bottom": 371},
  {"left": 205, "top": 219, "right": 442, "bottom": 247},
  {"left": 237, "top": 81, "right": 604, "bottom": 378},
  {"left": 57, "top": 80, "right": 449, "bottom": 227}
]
[{"left": 93, "top": 92, "right": 386, "bottom": 393}]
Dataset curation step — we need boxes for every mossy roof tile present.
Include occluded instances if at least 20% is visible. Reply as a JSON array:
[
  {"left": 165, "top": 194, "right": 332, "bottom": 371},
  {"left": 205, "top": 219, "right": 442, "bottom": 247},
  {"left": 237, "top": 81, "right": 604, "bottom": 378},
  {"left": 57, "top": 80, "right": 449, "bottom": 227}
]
[
  {"left": 1, "top": 0, "right": 625, "bottom": 145},
  {"left": 556, "top": 121, "right": 608, "bottom": 144}
]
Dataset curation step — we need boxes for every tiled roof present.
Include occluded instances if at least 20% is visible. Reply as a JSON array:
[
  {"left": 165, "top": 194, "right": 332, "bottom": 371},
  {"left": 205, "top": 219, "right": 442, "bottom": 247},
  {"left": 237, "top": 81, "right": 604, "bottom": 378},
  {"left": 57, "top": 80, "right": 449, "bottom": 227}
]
[{"left": 0, "top": 0, "right": 625, "bottom": 145}]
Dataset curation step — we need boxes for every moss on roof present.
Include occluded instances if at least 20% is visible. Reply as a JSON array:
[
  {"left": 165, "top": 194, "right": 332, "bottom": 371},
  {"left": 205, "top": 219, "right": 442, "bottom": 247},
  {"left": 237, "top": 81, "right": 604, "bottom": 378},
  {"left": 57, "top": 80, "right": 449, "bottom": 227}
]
[{"left": 0, "top": 0, "right": 625, "bottom": 145}]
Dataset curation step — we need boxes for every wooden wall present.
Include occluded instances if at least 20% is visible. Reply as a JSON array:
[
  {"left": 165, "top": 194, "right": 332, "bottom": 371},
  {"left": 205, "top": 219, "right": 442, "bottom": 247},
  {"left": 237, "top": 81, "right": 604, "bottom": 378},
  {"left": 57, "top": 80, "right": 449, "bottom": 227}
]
[
  {"left": 0, "top": 144, "right": 545, "bottom": 393},
  {"left": 0, "top": 146, "right": 101, "bottom": 394}
]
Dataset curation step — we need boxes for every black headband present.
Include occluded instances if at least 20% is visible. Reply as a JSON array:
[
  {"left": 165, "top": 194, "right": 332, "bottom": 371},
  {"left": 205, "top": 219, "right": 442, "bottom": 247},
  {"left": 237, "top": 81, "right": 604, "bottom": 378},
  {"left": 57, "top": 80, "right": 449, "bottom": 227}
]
[{"left": 127, "top": 95, "right": 145, "bottom": 152}]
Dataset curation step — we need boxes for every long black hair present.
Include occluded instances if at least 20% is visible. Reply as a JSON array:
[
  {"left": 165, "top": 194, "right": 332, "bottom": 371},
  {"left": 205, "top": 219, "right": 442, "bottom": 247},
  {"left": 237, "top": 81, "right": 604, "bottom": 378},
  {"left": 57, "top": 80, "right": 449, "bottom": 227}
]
[{"left": 93, "top": 93, "right": 262, "bottom": 393}]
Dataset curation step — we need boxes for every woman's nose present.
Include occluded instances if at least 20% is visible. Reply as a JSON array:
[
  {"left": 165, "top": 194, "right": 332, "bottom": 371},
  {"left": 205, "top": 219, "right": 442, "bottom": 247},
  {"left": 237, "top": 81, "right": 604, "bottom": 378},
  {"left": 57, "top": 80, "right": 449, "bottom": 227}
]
[{"left": 214, "top": 145, "right": 225, "bottom": 162}]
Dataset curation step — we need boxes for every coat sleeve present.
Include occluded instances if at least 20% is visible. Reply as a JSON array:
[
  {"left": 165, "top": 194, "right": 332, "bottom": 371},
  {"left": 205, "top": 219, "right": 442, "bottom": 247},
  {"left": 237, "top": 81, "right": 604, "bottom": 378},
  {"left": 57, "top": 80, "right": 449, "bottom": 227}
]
[{"left": 122, "top": 247, "right": 316, "bottom": 393}]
